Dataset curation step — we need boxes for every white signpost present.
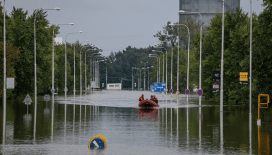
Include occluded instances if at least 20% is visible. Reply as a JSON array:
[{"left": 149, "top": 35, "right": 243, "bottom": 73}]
[{"left": 23, "top": 94, "right": 32, "bottom": 114}]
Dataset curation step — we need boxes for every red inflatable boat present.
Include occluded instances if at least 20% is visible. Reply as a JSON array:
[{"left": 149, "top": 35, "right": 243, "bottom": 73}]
[{"left": 139, "top": 99, "right": 159, "bottom": 108}]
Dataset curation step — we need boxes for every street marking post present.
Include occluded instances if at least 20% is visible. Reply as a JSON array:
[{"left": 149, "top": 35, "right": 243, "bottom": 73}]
[
  {"left": 257, "top": 94, "right": 269, "bottom": 126},
  {"left": 23, "top": 94, "right": 32, "bottom": 114}
]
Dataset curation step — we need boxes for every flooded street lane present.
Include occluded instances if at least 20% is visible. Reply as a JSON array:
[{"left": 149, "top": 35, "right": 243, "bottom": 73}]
[{"left": 1, "top": 90, "right": 271, "bottom": 154}]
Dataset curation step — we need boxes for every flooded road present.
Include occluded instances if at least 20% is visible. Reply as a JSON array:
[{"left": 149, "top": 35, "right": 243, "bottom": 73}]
[{"left": 0, "top": 90, "right": 271, "bottom": 154}]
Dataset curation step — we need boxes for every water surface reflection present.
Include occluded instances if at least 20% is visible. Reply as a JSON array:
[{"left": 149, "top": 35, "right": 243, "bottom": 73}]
[{"left": 0, "top": 90, "right": 271, "bottom": 154}]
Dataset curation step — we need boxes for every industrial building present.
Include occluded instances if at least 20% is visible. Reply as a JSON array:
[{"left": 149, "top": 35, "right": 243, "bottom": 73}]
[{"left": 179, "top": 0, "right": 240, "bottom": 26}]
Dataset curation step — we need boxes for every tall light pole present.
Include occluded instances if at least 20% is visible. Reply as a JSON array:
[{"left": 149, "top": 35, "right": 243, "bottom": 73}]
[
  {"left": 73, "top": 44, "right": 76, "bottom": 98},
  {"left": 34, "top": 8, "right": 59, "bottom": 137},
  {"left": 170, "top": 23, "right": 190, "bottom": 96},
  {"left": 141, "top": 67, "right": 148, "bottom": 91},
  {"left": 96, "top": 59, "right": 105, "bottom": 89},
  {"left": 105, "top": 61, "right": 111, "bottom": 88},
  {"left": 156, "top": 46, "right": 168, "bottom": 91},
  {"left": 249, "top": 1, "right": 253, "bottom": 153},
  {"left": 220, "top": 0, "right": 225, "bottom": 112},
  {"left": 160, "top": 39, "right": 174, "bottom": 92},
  {"left": 141, "top": 61, "right": 148, "bottom": 91},
  {"left": 132, "top": 67, "right": 135, "bottom": 91},
  {"left": 65, "top": 31, "right": 82, "bottom": 101},
  {"left": 3, "top": 0, "right": 6, "bottom": 140},
  {"left": 85, "top": 45, "right": 94, "bottom": 94},
  {"left": 169, "top": 23, "right": 180, "bottom": 92},
  {"left": 92, "top": 55, "right": 102, "bottom": 90},
  {"left": 79, "top": 41, "right": 89, "bottom": 97},
  {"left": 91, "top": 51, "right": 101, "bottom": 89},
  {"left": 249, "top": 0, "right": 252, "bottom": 115},
  {"left": 134, "top": 68, "right": 141, "bottom": 90},
  {"left": 179, "top": 10, "right": 202, "bottom": 106},
  {"left": 148, "top": 66, "right": 153, "bottom": 90},
  {"left": 52, "top": 23, "right": 73, "bottom": 99},
  {"left": 149, "top": 54, "right": 159, "bottom": 83},
  {"left": 152, "top": 50, "right": 163, "bottom": 83}
]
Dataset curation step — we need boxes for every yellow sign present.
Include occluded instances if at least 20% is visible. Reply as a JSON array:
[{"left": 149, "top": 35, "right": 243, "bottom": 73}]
[{"left": 239, "top": 72, "right": 248, "bottom": 81}]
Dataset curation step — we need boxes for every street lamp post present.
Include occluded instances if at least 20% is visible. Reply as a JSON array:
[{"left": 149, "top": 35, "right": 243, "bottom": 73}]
[
  {"left": 132, "top": 67, "right": 135, "bottom": 91},
  {"left": 134, "top": 68, "right": 141, "bottom": 90},
  {"left": 34, "top": 8, "right": 60, "bottom": 137},
  {"left": 140, "top": 69, "right": 141, "bottom": 90},
  {"left": 152, "top": 50, "right": 163, "bottom": 83},
  {"left": 96, "top": 59, "right": 105, "bottom": 89},
  {"left": 105, "top": 61, "right": 111, "bottom": 88},
  {"left": 220, "top": 0, "right": 225, "bottom": 112},
  {"left": 73, "top": 45, "right": 76, "bottom": 98},
  {"left": 249, "top": 0, "right": 252, "bottom": 115},
  {"left": 169, "top": 23, "right": 190, "bottom": 99},
  {"left": 149, "top": 54, "right": 159, "bottom": 83},
  {"left": 79, "top": 41, "right": 89, "bottom": 97},
  {"left": 141, "top": 61, "right": 148, "bottom": 91},
  {"left": 160, "top": 40, "right": 173, "bottom": 93},
  {"left": 52, "top": 23, "right": 73, "bottom": 99},
  {"left": 156, "top": 46, "right": 168, "bottom": 92},
  {"left": 160, "top": 39, "right": 174, "bottom": 93},
  {"left": 65, "top": 31, "right": 82, "bottom": 101},
  {"left": 34, "top": 7, "right": 60, "bottom": 112},
  {"left": 179, "top": 10, "right": 202, "bottom": 106},
  {"left": 3, "top": 0, "right": 6, "bottom": 139},
  {"left": 92, "top": 55, "right": 103, "bottom": 90},
  {"left": 141, "top": 67, "right": 148, "bottom": 91},
  {"left": 85, "top": 46, "right": 94, "bottom": 94},
  {"left": 148, "top": 66, "right": 152, "bottom": 90}
]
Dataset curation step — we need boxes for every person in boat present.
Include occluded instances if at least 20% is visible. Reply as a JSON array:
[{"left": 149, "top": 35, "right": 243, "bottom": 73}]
[
  {"left": 150, "top": 95, "right": 158, "bottom": 104},
  {"left": 139, "top": 94, "right": 144, "bottom": 101}
]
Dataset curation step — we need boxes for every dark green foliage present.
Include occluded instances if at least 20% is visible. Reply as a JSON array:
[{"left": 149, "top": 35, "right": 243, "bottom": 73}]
[{"left": 104, "top": 46, "right": 155, "bottom": 89}]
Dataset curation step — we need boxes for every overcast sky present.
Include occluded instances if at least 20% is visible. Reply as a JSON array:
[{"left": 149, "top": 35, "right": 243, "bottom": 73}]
[{"left": 4, "top": 0, "right": 265, "bottom": 56}]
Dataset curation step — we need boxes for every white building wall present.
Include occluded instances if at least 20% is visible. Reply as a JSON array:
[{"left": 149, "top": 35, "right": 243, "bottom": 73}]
[{"left": 107, "top": 83, "right": 122, "bottom": 90}]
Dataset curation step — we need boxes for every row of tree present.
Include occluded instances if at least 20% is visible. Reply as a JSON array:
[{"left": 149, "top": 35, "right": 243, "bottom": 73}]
[
  {"left": 0, "top": 5, "right": 104, "bottom": 100},
  {"left": 150, "top": 1, "right": 272, "bottom": 106}
]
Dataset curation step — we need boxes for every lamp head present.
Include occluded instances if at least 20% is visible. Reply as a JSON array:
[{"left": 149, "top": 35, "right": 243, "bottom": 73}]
[
  {"left": 78, "top": 31, "right": 82, "bottom": 33},
  {"left": 69, "top": 23, "right": 74, "bottom": 25},
  {"left": 54, "top": 7, "right": 60, "bottom": 11},
  {"left": 179, "top": 10, "right": 185, "bottom": 13},
  {"left": 169, "top": 23, "right": 174, "bottom": 26}
]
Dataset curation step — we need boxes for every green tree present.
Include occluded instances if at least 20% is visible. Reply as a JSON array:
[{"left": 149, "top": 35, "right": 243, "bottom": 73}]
[{"left": 253, "top": 0, "right": 272, "bottom": 106}]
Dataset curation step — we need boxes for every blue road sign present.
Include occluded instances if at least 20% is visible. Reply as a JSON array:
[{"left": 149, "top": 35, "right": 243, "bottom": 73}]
[
  {"left": 170, "top": 89, "right": 173, "bottom": 93},
  {"left": 185, "top": 89, "right": 190, "bottom": 95},
  {"left": 197, "top": 89, "right": 203, "bottom": 96},
  {"left": 152, "top": 83, "right": 166, "bottom": 92}
]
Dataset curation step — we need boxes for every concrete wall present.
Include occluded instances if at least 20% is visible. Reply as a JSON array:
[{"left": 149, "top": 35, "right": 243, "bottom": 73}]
[{"left": 179, "top": 0, "right": 240, "bottom": 26}]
